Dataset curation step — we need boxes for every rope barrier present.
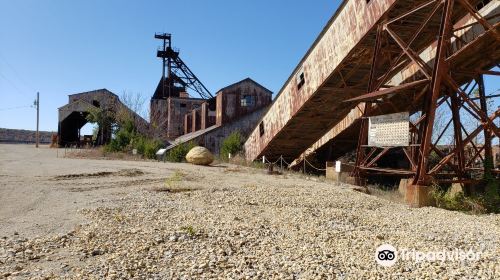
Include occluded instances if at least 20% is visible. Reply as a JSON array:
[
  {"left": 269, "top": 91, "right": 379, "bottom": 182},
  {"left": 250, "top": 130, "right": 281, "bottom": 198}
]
[
  {"left": 272, "top": 157, "right": 282, "bottom": 165},
  {"left": 280, "top": 156, "right": 292, "bottom": 167},
  {"left": 259, "top": 155, "right": 326, "bottom": 172},
  {"left": 264, "top": 156, "right": 285, "bottom": 166},
  {"left": 304, "top": 157, "right": 327, "bottom": 171}
]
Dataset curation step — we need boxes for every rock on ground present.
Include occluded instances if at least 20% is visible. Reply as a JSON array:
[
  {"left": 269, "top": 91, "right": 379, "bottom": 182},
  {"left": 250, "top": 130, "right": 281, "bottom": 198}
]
[{"left": 186, "top": 146, "right": 214, "bottom": 166}]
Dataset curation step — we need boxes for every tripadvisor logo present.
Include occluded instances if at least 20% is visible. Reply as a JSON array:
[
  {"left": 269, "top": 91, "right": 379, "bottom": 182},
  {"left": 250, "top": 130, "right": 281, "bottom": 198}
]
[
  {"left": 375, "top": 244, "right": 397, "bottom": 267},
  {"left": 375, "top": 244, "right": 482, "bottom": 267}
]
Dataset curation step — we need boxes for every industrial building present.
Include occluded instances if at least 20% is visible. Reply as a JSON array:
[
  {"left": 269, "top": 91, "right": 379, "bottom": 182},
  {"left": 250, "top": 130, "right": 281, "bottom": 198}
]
[
  {"left": 167, "top": 78, "right": 272, "bottom": 155},
  {"left": 150, "top": 77, "right": 207, "bottom": 140},
  {"left": 57, "top": 89, "right": 148, "bottom": 147}
]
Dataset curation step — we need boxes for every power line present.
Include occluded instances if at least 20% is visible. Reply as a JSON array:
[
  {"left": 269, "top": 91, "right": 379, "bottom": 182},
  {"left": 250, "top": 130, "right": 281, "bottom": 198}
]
[
  {"left": 0, "top": 105, "right": 32, "bottom": 111},
  {"left": 0, "top": 53, "right": 36, "bottom": 93},
  {"left": 0, "top": 71, "right": 33, "bottom": 100}
]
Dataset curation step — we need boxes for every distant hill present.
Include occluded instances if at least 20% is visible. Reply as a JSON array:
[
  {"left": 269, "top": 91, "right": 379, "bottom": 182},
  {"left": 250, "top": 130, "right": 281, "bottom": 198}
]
[{"left": 0, "top": 128, "right": 55, "bottom": 144}]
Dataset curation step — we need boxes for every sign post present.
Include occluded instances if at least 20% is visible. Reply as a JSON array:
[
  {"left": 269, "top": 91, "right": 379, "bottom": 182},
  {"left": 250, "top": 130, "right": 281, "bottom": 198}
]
[
  {"left": 35, "top": 92, "right": 39, "bottom": 148},
  {"left": 335, "top": 161, "right": 341, "bottom": 183}
]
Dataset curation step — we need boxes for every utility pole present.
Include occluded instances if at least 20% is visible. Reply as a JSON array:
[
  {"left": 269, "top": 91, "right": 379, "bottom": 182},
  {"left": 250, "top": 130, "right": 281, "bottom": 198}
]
[{"left": 35, "top": 92, "right": 40, "bottom": 148}]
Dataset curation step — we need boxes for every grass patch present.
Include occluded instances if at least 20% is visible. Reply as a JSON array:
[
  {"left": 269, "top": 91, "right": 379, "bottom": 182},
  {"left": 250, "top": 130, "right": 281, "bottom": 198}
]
[
  {"left": 165, "top": 170, "right": 186, "bottom": 187},
  {"left": 151, "top": 170, "right": 199, "bottom": 193},
  {"left": 180, "top": 225, "right": 196, "bottom": 236}
]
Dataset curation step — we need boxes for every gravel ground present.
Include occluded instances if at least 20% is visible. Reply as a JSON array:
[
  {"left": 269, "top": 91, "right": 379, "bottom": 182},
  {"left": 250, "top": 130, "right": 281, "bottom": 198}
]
[{"left": 0, "top": 144, "right": 499, "bottom": 279}]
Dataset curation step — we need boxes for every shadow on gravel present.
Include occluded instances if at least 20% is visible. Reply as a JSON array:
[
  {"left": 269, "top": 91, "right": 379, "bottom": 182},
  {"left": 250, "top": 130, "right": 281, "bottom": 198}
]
[
  {"left": 150, "top": 186, "right": 200, "bottom": 193},
  {"left": 52, "top": 169, "right": 145, "bottom": 180}
]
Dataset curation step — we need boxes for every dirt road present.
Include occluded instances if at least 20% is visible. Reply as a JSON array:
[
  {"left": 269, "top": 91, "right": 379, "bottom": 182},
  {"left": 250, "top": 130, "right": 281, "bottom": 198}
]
[{"left": 0, "top": 144, "right": 170, "bottom": 238}]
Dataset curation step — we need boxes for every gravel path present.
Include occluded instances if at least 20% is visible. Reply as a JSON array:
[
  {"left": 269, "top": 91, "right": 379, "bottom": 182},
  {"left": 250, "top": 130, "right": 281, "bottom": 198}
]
[{"left": 0, "top": 144, "right": 499, "bottom": 279}]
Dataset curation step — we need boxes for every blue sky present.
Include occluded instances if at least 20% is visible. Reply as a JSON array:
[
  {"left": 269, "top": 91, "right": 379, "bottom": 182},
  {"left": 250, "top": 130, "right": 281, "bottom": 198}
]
[
  {"left": 0, "top": 0, "right": 339, "bottom": 133},
  {"left": 0, "top": 0, "right": 498, "bottom": 137}
]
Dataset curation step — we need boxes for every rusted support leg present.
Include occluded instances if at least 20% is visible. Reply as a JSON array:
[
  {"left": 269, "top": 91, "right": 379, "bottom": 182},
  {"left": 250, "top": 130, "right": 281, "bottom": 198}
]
[
  {"left": 477, "top": 75, "right": 494, "bottom": 179},
  {"left": 413, "top": 0, "right": 454, "bottom": 187},
  {"left": 353, "top": 24, "right": 384, "bottom": 185},
  {"left": 407, "top": 0, "right": 455, "bottom": 207},
  {"left": 450, "top": 89, "right": 468, "bottom": 194}
]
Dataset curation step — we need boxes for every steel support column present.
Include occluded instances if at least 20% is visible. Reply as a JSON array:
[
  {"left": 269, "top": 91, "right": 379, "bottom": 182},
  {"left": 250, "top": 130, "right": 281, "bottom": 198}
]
[
  {"left": 353, "top": 25, "right": 385, "bottom": 185},
  {"left": 413, "top": 0, "right": 455, "bottom": 186},
  {"left": 477, "top": 74, "right": 494, "bottom": 178}
]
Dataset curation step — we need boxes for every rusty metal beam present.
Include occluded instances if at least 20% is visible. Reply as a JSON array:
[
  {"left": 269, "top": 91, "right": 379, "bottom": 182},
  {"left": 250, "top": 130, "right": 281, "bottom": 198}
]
[
  {"left": 477, "top": 74, "right": 494, "bottom": 177},
  {"left": 445, "top": 76, "right": 500, "bottom": 138},
  {"left": 386, "top": 0, "right": 439, "bottom": 26},
  {"left": 453, "top": 13, "right": 500, "bottom": 32},
  {"left": 403, "top": 147, "right": 417, "bottom": 171},
  {"left": 344, "top": 79, "right": 429, "bottom": 103},
  {"left": 385, "top": 27, "right": 433, "bottom": 79},
  {"left": 450, "top": 89, "right": 466, "bottom": 181},
  {"left": 366, "top": 147, "right": 391, "bottom": 168},
  {"left": 466, "top": 145, "right": 485, "bottom": 167},
  {"left": 375, "top": 1, "right": 442, "bottom": 90}
]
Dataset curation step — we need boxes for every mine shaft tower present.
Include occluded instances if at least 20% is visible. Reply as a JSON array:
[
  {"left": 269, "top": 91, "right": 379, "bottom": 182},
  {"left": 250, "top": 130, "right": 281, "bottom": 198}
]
[{"left": 154, "top": 33, "right": 213, "bottom": 100}]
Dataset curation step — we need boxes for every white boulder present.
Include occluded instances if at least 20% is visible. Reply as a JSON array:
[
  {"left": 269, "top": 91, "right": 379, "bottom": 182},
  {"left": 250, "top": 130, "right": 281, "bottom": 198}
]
[{"left": 185, "top": 146, "right": 214, "bottom": 166}]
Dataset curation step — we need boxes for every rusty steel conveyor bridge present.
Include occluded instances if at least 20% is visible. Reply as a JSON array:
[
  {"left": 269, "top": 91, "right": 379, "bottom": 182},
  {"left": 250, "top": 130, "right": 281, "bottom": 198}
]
[{"left": 244, "top": 0, "right": 500, "bottom": 198}]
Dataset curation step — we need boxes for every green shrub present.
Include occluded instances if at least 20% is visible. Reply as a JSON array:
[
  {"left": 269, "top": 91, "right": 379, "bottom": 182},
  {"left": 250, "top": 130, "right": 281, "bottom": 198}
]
[
  {"left": 143, "top": 139, "right": 163, "bottom": 159},
  {"left": 166, "top": 141, "right": 197, "bottom": 162},
  {"left": 105, "top": 132, "right": 127, "bottom": 153},
  {"left": 127, "top": 135, "right": 162, "bottom": 159},
  {"left": 105, "top": 129, "right": 133, "bottom": 153},
  {"left": 220, "top": 131, "right": 243, "bottom": 160},
  {"left": 104, "top": 125, "right": 163, "bottom": 160},
  {"left": 133, "top": 136, "right": 146, "bottom": 155},
  {"left": 430, "top": 185, "right": 500, "bottom": 214},
  {"left": 117, "top": 129, "right": 133, "bottom": 150}
]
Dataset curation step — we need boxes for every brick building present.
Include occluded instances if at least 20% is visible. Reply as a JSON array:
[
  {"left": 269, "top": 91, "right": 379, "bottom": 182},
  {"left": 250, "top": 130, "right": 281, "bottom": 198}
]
[{"left": 167, "top": 78, "right": 272, "bottom": 155}]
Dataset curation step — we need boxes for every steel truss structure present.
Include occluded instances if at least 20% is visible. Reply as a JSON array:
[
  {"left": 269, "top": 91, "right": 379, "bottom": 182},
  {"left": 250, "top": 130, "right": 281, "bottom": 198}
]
[
  {"left": 352, "top": 0, "right": 500, "bottom": 190},
  {"left": 155, "top": 33, "right": 213, "bottom": 100}
]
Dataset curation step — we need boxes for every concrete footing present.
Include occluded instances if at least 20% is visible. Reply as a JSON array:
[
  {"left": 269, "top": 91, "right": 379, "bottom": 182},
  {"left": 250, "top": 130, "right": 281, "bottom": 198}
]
[
  {"left": 398, "top": 178, "right": 412, "bottom": 197},
  {"left": 404, "top": 184, "right": 434, "bottom": 207},
  {"left": 399, "top": 179, "right": 434, "bottom": 207}
]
